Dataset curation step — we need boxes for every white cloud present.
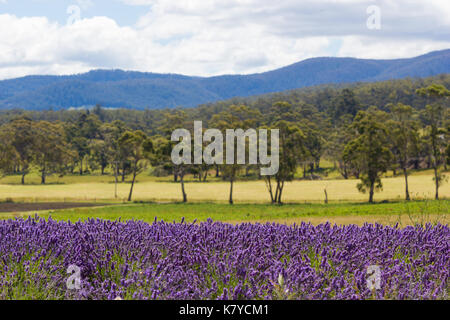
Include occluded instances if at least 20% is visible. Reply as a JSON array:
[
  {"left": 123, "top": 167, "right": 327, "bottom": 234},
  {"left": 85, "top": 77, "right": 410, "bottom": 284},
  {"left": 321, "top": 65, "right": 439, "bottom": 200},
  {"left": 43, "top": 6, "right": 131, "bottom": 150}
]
[{"left": 0, "top": 0, "right": 449, "bottom": 80}]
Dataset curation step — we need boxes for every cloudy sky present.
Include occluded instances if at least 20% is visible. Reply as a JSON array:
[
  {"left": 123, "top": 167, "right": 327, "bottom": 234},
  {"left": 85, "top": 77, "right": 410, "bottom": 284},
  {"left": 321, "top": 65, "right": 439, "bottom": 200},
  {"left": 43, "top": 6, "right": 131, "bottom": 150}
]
[{"left": 0, "top": 0, "right": 449, "bottom": 80}]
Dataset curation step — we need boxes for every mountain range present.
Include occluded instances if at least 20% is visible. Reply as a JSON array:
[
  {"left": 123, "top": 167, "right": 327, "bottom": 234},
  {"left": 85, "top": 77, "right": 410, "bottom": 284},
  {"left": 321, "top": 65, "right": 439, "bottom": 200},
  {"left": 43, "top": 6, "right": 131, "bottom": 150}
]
[{"left": 0, "top": 49, "right": 449, "bottom": 110}]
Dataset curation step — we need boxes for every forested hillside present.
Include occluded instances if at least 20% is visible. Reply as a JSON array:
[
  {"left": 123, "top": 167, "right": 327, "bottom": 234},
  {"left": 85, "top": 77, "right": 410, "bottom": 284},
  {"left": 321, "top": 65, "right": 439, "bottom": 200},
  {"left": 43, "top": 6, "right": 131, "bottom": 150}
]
[
  {"left": 1, "top": 74, "right": 448, "bottom": 129},
  {"left": 0, "top": 49, "right": 449, "bottom": 110}
]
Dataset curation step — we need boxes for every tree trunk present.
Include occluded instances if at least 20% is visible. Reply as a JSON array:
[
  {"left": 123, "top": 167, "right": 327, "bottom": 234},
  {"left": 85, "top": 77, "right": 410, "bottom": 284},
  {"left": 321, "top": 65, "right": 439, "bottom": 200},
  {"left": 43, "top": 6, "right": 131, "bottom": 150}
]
[
  {"left": 277, "top": 181, "right": 284, "bottom": 204},
  {"left": 215, "top": 165, "right": 220, "bottom": 178},
  {"left": 229, "top": 179, "right": 234, "bottom": 205},
  {"left": 434, "top": 166, "right": 439, "bottom": 200},
  {"left": 174, "top": 173, "right": 178, "bottom": 182},
  {"left": 79, "top": 158, "right": 83, "bottom": 175},
  {"left": 41, "top": 167, "right": 46, "bottom": 185},
  {"left": 265, "top": 177, "right": 275, "bottom": 203},
  {"left": 274, "top": 182, "right": 279, "bottom": 203},
  {"left": 128, "top": 169, "right": 137, "bottom": 202},
  {"left": 180, "top": 172, "right": 187, "bottom": 203},
  {"left": 369, "top": 181, "right": 375, "bottom": 203},
  {"left": 21, "top": 173, "right": 26, "bottom": 185},
  {"left": 114, "top": 163, "right": 118, "bottom": 199},
  {"left": 403, "top": 167, "right": 410, "bottom": 201},
  {"left": 339, "top": 161, "right": 349, "bottom": 179},
  {"left": 324, "top": 188, "right": 328, "bottom": 204}
]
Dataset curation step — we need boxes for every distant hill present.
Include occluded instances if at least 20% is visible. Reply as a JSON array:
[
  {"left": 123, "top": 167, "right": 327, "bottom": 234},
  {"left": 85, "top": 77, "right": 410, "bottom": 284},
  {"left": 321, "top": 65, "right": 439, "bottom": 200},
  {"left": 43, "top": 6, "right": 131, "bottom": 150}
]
[{"left": 0, "top": 49, "right": 449, "bottom": 110}]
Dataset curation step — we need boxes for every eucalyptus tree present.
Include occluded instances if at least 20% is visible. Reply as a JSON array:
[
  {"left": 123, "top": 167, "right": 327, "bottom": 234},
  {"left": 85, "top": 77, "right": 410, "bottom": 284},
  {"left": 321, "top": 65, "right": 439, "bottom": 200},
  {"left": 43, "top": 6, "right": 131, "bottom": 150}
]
[
  {"left": 158, "top": 110, "right": 190, "bottom": 184},
  {"left": 343, "top": 107, "right": 392, "bottom": 203},
  {"left": 33, "top": 121, "right": 74, "bottom": 184},
  {"left": 4, "top": 117, "right": 36, "bottom": 184},
  {"left": 416, "top": 84, "right": 450, "bottom": 199},
  {"left": 0, "top": 128, "right": 15, "bottom": 179},
  {"left": 118, "top": 130, "right": 153, "bottom": 202},
  {"left": 65, "top": 113, "right": 102, "bottom": 175},
  {"left": 209, "top": 105, "right": 262, "bottom": 204},
  {"left": 386, "top": 103, "right": 420, "bottom": 200},
  {"left": 264, "top": 121, "right": 305, "bottom": 204}
]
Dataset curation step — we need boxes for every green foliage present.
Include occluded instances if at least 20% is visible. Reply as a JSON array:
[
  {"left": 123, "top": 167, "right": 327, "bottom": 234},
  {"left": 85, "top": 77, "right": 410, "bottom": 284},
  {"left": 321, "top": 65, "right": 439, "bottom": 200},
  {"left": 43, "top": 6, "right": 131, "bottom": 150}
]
[
  {"left": 416, "top": 84, "right": 450, "bottom": 199},
  {"left": 117, "top": 130, "right": 153, "bottom": 201},
  {"left": 343, "top": 107, "right": 393, "bottom": 202},
  {"left": 386, "top": 103, "right": 421, "bottom": 200},
  {"left": 265, "top": 118, "right": 306, "bottom": 204}
]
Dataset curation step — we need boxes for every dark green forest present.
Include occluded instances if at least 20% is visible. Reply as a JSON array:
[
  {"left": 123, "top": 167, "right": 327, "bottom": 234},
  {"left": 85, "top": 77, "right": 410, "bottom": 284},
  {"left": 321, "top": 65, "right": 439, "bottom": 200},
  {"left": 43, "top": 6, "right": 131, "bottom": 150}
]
[{"left": 1, "top": 74, "right": 449, "bottom": 128}]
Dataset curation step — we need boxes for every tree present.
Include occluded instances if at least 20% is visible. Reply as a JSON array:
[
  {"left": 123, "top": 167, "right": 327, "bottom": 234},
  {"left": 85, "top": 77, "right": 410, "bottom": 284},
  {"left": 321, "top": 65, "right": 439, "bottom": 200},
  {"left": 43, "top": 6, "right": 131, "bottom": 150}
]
[
  {"left": 117, "top": 130, "right": 153, "bottom": 202},
  {"left": 210, "top": 105, "right": 262, "bottom": 204},
  {"left": 299, "top": 122, "right": 323, "bottom": 175},
  {"left": 386, "top": 103, "right": 420, "bottom": 200},
  {"left": 4, "top": 117, "right": 36, "bottom": 184},
  {"left": 65, "top": 113, "right": 101, "bottom": 175},
  {"left": 264, "top": 121, "right": 305, "bottom": 204},
  {"left": 33, "top": 121, "right": 74, "bottom": 184},
  {"left": 324, "top": 115, "right": 354, "bottom": 179},
  {"left": 343, "top": 107, "right": 393, "bottom": 203},
  {"left": 158, "top": 110, "right": 189, "bottom": 183},
  {"left": 416, "top": 84, "right": 450, "bottom": 199},
  {"left": 331, "top": 88, "right": 361, "bottom": 123},
  {"left": 0, "top": 128, "right": 15, "bottom": 179},
  {"left": 89, "top": 139, "right": 109, "bottom": 175},
  {"left": 100, "top": 121, "right": 128, "bottom": 198},
  {"left": 158, "top": 110, "right": 192, "bottom": 202},
  {"left": 148, "top": 135, "right": 173, "bottom": 177},
  {"left": 92, "top": 104, "right": 107, "bottom": 122}
]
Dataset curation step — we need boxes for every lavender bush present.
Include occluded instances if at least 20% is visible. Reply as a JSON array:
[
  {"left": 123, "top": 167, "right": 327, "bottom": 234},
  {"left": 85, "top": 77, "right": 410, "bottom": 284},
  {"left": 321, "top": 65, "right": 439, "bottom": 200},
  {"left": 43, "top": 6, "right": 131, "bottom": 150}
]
[{"left": 0, "top": 217, "right": 448, "bottom": 300}]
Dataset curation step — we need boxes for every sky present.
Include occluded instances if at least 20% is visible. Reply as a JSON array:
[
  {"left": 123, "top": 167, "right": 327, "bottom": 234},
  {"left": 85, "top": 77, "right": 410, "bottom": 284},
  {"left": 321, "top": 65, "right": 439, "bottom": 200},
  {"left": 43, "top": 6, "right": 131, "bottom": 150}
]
[{"left": 0, "top": 0, "right": 449, "bottom": 80}]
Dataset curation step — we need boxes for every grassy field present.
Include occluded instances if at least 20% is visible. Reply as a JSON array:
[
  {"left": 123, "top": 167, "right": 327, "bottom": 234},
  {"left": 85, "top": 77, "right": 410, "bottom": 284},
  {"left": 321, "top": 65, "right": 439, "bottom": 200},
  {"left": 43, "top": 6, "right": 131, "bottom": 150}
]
[
  {"left": 2, "top": 200, "right": 448, "bottom": 227},
  {"left": 0, "top": 173, "right": 448, "bottom": 203},
  {"left": 1, "top": 170, "right": 448, "bottom": 226}
]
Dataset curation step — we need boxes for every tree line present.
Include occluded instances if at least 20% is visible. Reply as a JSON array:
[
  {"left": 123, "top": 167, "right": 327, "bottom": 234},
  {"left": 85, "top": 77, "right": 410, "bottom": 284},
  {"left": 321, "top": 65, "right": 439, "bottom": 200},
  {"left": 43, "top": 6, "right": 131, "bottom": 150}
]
[{"left": 0, "top": 84, "right": 448, "bottom": 204}]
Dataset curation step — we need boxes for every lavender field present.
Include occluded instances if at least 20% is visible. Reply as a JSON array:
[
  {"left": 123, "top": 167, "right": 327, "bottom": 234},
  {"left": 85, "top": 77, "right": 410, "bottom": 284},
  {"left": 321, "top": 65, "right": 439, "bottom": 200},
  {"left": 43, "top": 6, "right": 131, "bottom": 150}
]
[{"left": 0, "top": 217, "right": 448, "bottom": 300}]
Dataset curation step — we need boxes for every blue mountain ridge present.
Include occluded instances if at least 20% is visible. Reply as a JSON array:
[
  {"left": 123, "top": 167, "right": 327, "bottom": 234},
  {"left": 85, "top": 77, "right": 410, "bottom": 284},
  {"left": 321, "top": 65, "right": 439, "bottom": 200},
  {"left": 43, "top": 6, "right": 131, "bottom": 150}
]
[{"left": 0, "top": 49, "right": 449, "bottom": 110}]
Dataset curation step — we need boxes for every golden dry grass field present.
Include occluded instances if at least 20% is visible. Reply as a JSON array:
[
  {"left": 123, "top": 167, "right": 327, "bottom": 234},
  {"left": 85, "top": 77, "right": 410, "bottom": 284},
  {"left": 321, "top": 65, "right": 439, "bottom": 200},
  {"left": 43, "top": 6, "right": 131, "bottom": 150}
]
[{"left": 0, "top": 174, "right": 448, "bottom": 203}]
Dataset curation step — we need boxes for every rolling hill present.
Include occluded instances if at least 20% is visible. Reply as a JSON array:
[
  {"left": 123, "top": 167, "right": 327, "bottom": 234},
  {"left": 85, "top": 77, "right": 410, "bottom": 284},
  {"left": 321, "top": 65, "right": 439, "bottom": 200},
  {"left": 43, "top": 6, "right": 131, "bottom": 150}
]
[{"left": 0, "top": 49, "right": 449, "bottom": 110}]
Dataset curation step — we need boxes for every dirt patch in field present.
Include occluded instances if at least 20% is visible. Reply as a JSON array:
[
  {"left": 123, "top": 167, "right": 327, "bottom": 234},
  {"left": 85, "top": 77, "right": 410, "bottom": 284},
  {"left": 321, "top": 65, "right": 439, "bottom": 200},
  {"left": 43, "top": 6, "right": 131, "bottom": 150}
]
[{"left": 0, "top": 202, "right": 110, "bottom": 213}]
